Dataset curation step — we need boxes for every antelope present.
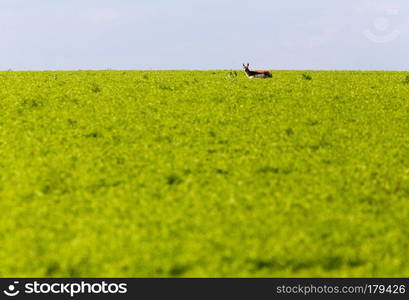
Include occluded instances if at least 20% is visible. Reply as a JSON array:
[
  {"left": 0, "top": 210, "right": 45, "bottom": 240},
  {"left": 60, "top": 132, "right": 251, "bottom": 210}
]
[{"left": 243, "top": 63, "right": 272, "bottom": 78}]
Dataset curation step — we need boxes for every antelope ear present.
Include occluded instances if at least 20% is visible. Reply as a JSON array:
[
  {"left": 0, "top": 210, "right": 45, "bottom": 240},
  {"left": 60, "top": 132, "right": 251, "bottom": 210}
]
[{"left": 247, "top": 63, "right": 250, "bottom": 67}]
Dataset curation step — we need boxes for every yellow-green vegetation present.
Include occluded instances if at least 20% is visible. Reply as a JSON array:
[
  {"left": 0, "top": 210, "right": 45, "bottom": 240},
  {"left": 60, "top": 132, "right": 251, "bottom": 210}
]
[{"left": 1, "top": 70, "right": 409, "bottom": 277}]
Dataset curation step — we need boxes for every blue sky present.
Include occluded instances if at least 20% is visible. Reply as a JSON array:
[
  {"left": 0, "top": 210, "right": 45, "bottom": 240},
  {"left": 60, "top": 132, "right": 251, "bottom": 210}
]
[{"left": 1, "top": 0, "right": 408, "bottom": 70}]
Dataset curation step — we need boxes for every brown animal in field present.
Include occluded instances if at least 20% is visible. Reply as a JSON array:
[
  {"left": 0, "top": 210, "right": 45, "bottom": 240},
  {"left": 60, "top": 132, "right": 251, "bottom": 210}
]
[{"left": 243, "top": 63, "right": 272, "bottom": 78}]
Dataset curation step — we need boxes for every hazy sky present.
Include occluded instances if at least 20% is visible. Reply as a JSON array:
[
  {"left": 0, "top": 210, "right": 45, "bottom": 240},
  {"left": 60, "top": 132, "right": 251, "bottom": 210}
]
[{"left": 1, "top": 0, "right": 408, "bottom": 70}]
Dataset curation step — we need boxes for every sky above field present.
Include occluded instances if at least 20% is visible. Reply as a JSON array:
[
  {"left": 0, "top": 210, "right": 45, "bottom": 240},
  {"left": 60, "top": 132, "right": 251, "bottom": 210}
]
[{"left": 1, "top": 0, "right": 409, "bottom": 70}]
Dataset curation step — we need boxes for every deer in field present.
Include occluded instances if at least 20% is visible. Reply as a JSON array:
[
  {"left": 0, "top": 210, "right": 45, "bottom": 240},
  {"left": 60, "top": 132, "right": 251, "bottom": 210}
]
[{"left": 243, "top": 63, "right": 272, "bottom": 78}]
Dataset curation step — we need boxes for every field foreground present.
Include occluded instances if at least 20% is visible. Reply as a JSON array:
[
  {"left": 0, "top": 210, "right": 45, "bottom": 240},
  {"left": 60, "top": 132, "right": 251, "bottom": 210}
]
[{"left": 1, "top": 70, "right": 409, "bottom": 277}]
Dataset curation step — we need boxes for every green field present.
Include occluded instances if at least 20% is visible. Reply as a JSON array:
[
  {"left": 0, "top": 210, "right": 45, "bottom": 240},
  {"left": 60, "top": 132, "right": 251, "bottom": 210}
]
[{"left": 1, "top": 70, "right": 409, "bottom": 277}]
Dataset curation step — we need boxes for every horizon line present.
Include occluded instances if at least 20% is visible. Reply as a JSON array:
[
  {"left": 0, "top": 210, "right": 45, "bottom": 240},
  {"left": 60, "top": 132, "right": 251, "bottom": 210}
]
[{"left": 1, "top": 68, "right": 408, "bottom": 72}]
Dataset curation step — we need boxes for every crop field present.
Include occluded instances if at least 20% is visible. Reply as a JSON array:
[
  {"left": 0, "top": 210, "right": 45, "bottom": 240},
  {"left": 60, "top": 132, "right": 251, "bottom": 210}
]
[{"left": 1, "top": 70, "right": 409, "bottom": 277}]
